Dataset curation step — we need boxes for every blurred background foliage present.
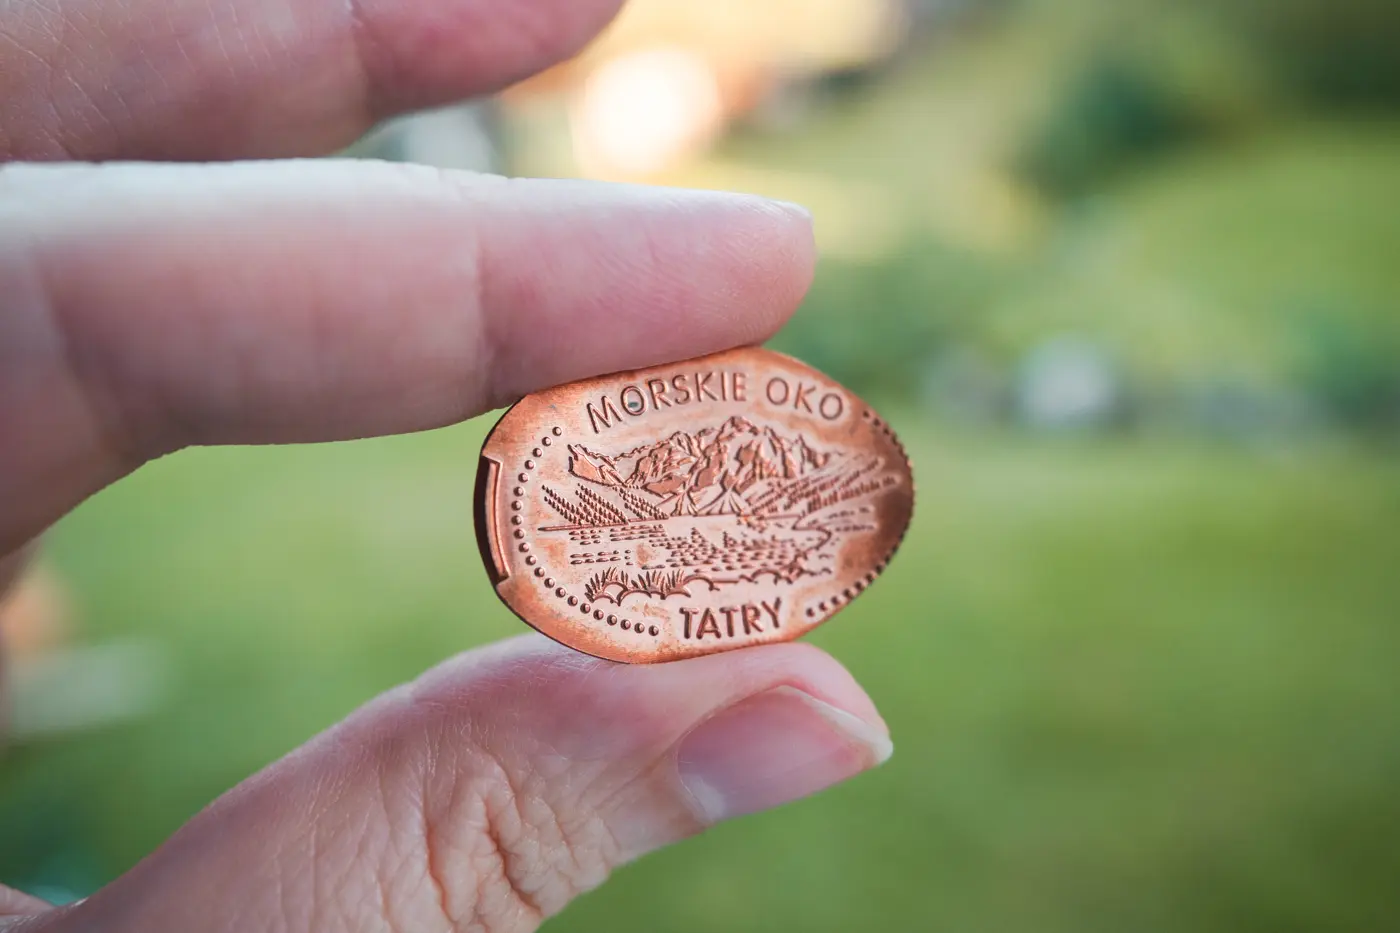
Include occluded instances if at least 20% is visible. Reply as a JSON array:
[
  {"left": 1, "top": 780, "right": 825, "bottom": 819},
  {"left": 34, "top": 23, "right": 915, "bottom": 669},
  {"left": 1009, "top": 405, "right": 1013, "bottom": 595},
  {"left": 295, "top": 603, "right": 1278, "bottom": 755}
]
[{"left": 3, "top": 0, "right": 1399, "bottom": 930}]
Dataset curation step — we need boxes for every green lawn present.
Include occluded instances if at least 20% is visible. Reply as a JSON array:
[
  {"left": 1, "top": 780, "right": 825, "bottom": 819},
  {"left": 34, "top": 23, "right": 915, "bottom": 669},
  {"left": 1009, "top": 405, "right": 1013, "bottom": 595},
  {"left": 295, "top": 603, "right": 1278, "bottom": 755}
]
[{"left": 4, "top": 420, "right": 1399, "bottom": 931}]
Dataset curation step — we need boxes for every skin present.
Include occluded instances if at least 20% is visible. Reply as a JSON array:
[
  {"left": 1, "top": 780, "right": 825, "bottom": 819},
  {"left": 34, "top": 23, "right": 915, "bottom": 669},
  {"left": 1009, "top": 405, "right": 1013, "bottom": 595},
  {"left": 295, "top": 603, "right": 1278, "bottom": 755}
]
[{"left": 0, "top": 2, "right": 893, "bottom": 931}]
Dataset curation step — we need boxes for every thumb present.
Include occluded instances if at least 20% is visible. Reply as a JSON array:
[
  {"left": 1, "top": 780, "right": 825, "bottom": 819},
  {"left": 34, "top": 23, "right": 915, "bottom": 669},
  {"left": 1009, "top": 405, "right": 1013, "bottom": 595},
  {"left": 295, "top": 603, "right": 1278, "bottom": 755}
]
[{"left": 27, "top": 636, "right": 891, "bottom": 933}]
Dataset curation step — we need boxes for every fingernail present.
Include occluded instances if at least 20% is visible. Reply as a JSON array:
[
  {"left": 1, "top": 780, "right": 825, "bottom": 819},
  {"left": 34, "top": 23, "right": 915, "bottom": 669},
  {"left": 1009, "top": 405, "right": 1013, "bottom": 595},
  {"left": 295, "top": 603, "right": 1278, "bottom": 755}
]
[{"left": 677, "top": 686, "right": 892, "bottom": 824}]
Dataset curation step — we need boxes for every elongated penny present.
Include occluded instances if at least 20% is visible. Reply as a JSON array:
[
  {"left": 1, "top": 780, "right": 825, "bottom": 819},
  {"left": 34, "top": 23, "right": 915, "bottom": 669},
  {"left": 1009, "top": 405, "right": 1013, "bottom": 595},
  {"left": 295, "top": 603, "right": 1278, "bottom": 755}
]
[{"left": 475, "top": 347, "right": 914, "bottom": 663}]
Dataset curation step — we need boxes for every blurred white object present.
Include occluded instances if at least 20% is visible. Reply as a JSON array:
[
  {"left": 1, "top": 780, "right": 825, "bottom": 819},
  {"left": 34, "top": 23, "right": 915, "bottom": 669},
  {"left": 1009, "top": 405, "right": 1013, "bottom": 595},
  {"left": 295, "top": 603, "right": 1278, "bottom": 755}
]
[
  {"left": 2, "top": 563, "right": 171, "bottom": 742},
  {"left": 572, "top": 47, "right": 725, "bottom": 176},
  {"left": 1015, "top": 337, "right": 1124, "bottom": 431},
  {"left": 6, "top": 638, "right": 172, "bottom": 740},
  {"left": 355, "top": 103, "right": 501, "bottom": 172}
]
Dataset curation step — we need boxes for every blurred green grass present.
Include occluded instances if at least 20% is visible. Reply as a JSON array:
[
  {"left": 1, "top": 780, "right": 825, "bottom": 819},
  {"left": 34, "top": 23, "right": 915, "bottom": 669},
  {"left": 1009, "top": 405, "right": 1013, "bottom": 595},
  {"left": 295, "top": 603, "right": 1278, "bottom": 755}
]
[{"left": 5, "top": 420, "right": 1399, "bottom": 931}]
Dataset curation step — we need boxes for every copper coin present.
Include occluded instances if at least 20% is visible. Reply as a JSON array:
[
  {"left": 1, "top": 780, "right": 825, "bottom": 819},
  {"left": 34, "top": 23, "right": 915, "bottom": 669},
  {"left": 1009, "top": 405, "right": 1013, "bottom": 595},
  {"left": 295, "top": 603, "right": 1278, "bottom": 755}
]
[{"left": 475, "top": 347, "right": 914, "bottom": 663}]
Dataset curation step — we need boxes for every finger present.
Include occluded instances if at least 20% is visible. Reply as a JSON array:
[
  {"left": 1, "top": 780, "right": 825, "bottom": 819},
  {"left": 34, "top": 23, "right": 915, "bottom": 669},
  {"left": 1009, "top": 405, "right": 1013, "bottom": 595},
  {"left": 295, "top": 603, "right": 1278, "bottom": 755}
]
[
  {"left": 0, "top": 160, "right": 815, "bottom": 553},
  {"left": 1, "top": 0, "right": 625, "bottom": 160},
  {"left": 29, "top": 636, "right": 889, "bottom": 933},
  {"left": 0, "top": 884, "right": 50, "bottom": 918},
  {"left": 0, "top": 549, "right": 32, "bottom": 599},
  {"left": 0, "top": 548, "right": 36, "bottom": 748}
]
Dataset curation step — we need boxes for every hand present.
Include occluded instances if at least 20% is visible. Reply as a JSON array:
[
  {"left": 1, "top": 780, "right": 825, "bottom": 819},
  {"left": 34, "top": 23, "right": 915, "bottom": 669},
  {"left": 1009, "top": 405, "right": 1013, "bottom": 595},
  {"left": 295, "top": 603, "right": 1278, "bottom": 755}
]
[{"left": 0, "top": 1, "right": 892, "bottom": 931}]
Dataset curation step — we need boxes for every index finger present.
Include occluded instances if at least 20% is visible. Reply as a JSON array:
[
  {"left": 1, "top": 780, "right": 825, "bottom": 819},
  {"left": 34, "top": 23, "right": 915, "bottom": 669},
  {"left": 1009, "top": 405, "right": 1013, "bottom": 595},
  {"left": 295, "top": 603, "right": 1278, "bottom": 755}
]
[{"left": 0, "top": 160, "right": 814, "bottom": 552}]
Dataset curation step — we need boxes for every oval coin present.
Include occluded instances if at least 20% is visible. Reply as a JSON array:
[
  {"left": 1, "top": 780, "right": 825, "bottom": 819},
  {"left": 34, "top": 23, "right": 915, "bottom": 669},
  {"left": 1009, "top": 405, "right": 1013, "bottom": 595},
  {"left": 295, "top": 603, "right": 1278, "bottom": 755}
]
[{"left": 475, "top": 347, "right": 914, "bottom": 663}]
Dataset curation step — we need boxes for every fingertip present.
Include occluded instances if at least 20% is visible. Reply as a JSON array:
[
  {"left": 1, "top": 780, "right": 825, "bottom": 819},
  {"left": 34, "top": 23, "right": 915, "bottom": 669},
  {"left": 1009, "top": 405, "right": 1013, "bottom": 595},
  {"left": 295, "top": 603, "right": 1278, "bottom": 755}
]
[
  {"left": 676, "top": 684, "right": 892, "bottom": 825},
  {"left": 463, "top": 178, "right": 818, "bottom": 404},
  {"left": 734, "top": 640, "right": 887, "bottom": 737},
  {"left": 713, "top": 194, "right": 818, "bottom": 347}
]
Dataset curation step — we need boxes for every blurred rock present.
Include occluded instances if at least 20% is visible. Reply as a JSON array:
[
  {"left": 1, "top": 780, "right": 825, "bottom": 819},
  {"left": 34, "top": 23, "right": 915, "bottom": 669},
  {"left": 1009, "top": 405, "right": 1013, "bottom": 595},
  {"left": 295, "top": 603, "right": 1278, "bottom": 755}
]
[
  {"left": 1014, "top": 337, "right": 1126, "bottom": 431},
  {"left": 1174, "top": 380, "right": 1324, "bottom": 442},
  {"left": 6, "top": 639, "right": 172, "bottom": 741},
  {"left": 920, "top": 345, "right": 1008, "bottom": 425},
  {"left": 1, "top": 564, "right": 172, "bottom": 742}
]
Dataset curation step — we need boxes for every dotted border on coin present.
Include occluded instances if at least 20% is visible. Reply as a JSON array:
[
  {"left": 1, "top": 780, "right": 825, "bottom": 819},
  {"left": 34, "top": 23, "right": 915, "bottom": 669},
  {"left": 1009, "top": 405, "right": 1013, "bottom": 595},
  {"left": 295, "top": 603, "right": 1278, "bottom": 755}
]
[
  {"left": 515, "top": 428, "right": 660, "bottom": 639},
  {"left": 802, "top": 409, "right": 913, "bottom": 620}
]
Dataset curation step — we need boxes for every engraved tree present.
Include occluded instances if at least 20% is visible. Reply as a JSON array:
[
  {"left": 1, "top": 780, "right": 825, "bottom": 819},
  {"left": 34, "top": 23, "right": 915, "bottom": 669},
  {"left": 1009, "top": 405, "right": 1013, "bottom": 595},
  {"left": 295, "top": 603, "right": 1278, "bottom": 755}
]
[
  {"left": 615, "top": 486, "right": 667, "bottom": 522},
  {"left": 542, "top": 486, "right": 586, "bottom": 525},
  {"left": 575, "top": 486, "right": 627, "bottom": 525}
]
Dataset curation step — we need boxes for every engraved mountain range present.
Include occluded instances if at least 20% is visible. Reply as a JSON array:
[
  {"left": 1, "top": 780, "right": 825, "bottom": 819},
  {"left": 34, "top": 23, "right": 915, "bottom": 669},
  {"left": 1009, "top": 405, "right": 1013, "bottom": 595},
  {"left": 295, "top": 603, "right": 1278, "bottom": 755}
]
[{"left": 557, "top": 416, "right": 884, "bottom": 522}]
